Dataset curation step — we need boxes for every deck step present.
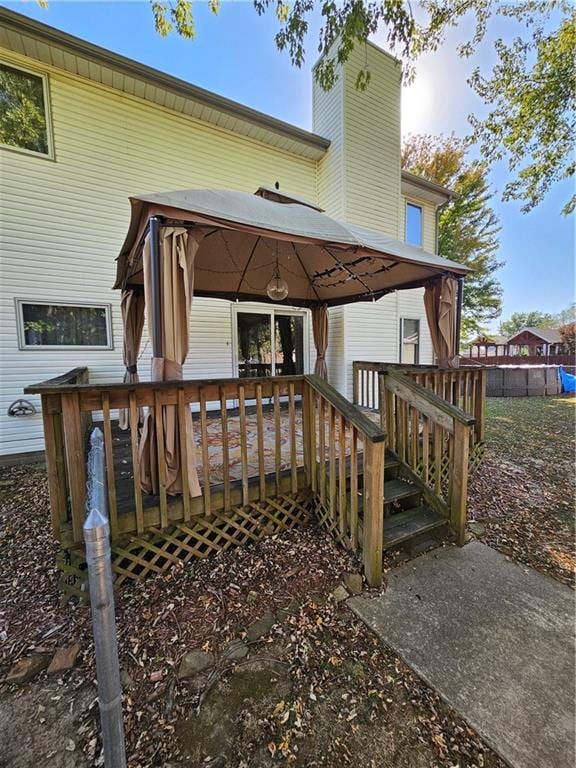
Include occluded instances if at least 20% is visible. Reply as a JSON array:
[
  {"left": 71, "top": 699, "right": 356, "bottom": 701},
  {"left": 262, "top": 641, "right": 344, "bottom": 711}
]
[
  {"left": 383, "top": 506, "right": 447, "bottom": 549},
  {"left": 384, "top": 478, "right": 421, "bottom": 504}
]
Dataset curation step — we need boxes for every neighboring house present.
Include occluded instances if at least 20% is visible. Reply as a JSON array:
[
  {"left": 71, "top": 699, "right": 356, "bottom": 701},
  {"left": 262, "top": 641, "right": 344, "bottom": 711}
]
[
  {"left": 505, "top": 327, "right": 566, "bottom": 357},
  {"left": 468, "top": 328, "right": 568, "bottom": 359},
  {"left": 0, "top": 8, "right": 453, "bottom": 457},
  {"left": 468, "top": 334, "right": 510, "bottom": 357}
]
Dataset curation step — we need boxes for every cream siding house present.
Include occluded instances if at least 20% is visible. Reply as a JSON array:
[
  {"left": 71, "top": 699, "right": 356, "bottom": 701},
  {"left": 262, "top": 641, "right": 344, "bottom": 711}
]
[{"left": 0, "top": 8, "right": 451, "bottom": 458}]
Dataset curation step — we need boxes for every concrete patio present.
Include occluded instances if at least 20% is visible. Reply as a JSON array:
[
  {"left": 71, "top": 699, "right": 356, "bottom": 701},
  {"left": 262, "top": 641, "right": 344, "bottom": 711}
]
[{"left": 349, "top": 541, "right": 576, "bottom": 768}]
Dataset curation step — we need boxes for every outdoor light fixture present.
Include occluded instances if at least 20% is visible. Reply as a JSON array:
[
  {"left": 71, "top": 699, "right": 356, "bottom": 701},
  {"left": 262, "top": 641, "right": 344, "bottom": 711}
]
[{"left": 266, "top": 242, "right": 289, "bottom": 301}]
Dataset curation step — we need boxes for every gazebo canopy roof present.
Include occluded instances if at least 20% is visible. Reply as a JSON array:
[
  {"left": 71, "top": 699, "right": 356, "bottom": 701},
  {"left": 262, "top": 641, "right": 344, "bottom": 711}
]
[{"left": 115, "top": 187, "right": 470, "bottom": 308}]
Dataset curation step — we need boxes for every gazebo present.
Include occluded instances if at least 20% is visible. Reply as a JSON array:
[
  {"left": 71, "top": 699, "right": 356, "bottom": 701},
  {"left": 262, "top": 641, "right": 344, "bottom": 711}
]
[{"left": 27, "top": 186, "right": 477, "bottom": 592}]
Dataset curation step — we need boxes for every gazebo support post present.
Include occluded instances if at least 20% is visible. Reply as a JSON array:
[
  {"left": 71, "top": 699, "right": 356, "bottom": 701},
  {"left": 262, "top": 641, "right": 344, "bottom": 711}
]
[
  {"left": 454, "top": 276, "right": 465, "bottom": 360},
  {"left": 149, "top": 216, "right": 164, "bottom": 358}
]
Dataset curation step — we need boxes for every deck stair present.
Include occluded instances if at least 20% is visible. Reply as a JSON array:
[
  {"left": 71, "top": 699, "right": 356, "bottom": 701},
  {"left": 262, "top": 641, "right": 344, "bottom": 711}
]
[{"left": 356, "top": 450, "right": 448, "bottom": 551}]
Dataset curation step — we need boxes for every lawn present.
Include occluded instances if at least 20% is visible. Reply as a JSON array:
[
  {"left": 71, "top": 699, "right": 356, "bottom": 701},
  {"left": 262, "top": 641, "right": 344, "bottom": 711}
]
[
  {"left": 0, "top": 394, "right": 573, "bottom": 767},
  {"left": 467, "top": 395, "right": 575, "bottom": 587}
]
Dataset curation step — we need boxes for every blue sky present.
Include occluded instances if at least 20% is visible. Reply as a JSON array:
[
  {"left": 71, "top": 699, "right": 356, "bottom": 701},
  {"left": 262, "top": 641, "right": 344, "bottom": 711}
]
[{"left": 3, "top": 1, "right": 574, "bottom": 329}]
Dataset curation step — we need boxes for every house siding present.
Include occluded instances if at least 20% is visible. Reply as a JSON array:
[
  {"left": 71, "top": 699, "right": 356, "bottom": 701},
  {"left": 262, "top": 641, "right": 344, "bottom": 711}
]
[
  {"left": 312, "top": 43, "right": 436, "bottom": 400},
  {"left": 0, "top": 51, "right": 317, "bottom": 455}
]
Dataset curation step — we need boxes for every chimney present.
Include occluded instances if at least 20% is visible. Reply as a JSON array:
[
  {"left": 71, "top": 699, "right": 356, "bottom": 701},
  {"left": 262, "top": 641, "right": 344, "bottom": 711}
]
[{"left": 313, "top": 41, "right": 402, "bottom": 238}]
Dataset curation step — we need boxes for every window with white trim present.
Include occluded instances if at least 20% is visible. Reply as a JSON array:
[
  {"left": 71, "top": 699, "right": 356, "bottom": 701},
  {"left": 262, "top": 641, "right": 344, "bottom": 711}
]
[
  {"left": 405, "top": 202, "right": 423, "bottom": 247},
  {"left": 0, "top": 61, "right": 53, "bottom": 157},
  {"left": 16, "top": 300, "right": 113, "bottom": 350},
  {"left": 400, "top": 318, "right": 420, "bottom": 364}
]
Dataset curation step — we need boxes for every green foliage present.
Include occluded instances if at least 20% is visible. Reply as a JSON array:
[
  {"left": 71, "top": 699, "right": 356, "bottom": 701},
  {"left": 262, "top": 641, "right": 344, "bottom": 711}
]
[
  {"left": 499, "top": 310, "right": 556, "bottom": 336},
  {"left": 499, "top": 304, "right": 576, "bottom": 336},
  {"left": 143, "top": 0, "right": 574, "bottom": 215},
  {"left": 555, "top": 303, "right": 576, "bottom": 327},
  {"left": 469, "top": 10, "right": 575, "bottom": 215},
  {"left": 0, "top": 63, "right": 48, "bottom": 153},
  {"left": 402, "top": 134, "right": 503, "bottom": 338}
]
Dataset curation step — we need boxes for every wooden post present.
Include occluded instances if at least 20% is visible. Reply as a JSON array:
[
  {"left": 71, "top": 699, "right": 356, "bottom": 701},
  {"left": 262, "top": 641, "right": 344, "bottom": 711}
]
[
  {"left": 352, "top": 362, "right": 359, "bottom": 406},
  {"left": 41, "top": 395, "right": 68, "bottom": 537},
  {"left": 450, "top": 420, "right": 470, "bottom": 546},
  {"left": 61, "top": 391, "right": 87, "bottom": 545},
  {"left": 363, "top": 439, "right": 385, "bottom": 587}
]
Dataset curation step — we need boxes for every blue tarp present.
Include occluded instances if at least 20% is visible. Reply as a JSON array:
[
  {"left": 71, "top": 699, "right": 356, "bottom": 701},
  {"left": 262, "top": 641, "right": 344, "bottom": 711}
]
[{"left": 559, "top": 367, "right": 576, "bottom": 393}]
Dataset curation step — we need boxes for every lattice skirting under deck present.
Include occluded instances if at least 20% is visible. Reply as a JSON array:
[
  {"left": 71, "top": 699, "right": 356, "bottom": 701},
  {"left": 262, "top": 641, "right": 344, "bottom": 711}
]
[{"left": 58, "top": 491, "right": 313, "bottom": 600}]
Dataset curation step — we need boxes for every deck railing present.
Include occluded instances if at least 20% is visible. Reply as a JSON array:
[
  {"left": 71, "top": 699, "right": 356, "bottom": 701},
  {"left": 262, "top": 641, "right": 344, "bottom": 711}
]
[
  {"left": 380, "top": 371, "right": 475, "bottom": 545},
  {"left": 26, "top": 369, "right": 387, "bottom": 586},
  {"left": 306, "top": 375, "right": 386, "bottom": 586},
  {"left": 352, "top": 361, "right": 486, "bottom": 460}
]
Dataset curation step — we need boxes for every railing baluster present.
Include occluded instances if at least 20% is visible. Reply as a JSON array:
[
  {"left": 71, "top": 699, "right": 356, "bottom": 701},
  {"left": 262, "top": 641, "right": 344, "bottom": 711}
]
[
  {"left": 338, "top": 414, "right": 347, "bottom": 539},
  {"left": 154, "top": 391, "right": 168, "bottom": 529},
  {"left": 410, "top": 405, "right": 419, "bottom": 469},
  {"left": 422, "top": 414, "right": 430, "bottom": 485},
  {"left": 274, "top": 382, "right": 281, "bottom": 496},
  {"left": 238, "top": 384, "right": 249, "bottom": 507},
  {"left": 256, "top": 383, "right": 266, "bottom": 502},
  {"left": 128, "top": 392, "right": 144, "bottom": 535},
  {"left": 219, "top": 386, "right": 230, "bottom": 512},
  {"left": 177, "top": 389, "right": 191, "bottom": 522},
  {"left": 328, "top": 404, "right": 336, "bottom": 527},
  {"left": 433, "top": 422, "right": 443, "bottom": 496},
  {"left": 288, "top": 382, "right": 298, "bottom": 495},
  {"left": 350, "top": 426, "right": 359, "bottom": 549},
  {"left": 309, "top": 386, "right": 317, "bottom": 494},
  {"left": 199, "top": 387, "right": 211, "bottom": 518},
  {"left": 101, "top": 393, "right": 118, "bottom": 536},
  {"left": 318, "top": 395, "right": 326, "bottom": 505}
]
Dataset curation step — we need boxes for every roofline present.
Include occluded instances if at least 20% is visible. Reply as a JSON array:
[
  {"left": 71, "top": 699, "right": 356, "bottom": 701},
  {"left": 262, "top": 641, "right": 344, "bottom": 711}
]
[
  {"left": 0, "top": 7, "right": 331, "bottom": 153},
  {"left": 506, "top": 327, "right": 560, "bottom": 344},
  {"left": 401, "top": 170, "right": 455, "bottom": 201}
]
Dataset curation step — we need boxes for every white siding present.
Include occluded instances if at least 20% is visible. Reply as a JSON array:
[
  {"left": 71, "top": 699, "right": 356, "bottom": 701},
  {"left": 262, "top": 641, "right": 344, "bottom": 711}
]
[
  {"left": 0, "top": 50, "right": 318, "bottom": 455},
  {"left": 339, "top": 289, "right": 434, "bottom": 400}
]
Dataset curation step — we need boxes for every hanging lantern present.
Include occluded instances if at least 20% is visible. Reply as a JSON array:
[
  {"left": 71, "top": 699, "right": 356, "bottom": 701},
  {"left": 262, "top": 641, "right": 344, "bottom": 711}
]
[
  {"left": 266, "top": 242, "right": 289, "bottom": 301},
  {"left": 266, "top": 274, "right": 289, "bottom": 301}
]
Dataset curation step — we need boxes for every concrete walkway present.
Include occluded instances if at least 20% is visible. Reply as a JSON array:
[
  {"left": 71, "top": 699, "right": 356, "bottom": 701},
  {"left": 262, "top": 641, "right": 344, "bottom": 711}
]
[{"left": 349, "top": 542, "right": 575, "bottom": 768}]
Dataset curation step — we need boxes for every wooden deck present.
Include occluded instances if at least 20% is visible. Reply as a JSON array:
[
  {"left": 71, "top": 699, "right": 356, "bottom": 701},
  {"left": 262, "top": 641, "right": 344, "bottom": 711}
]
[{"left": 26, "top": 367, "right": 482, "bottom": 592}]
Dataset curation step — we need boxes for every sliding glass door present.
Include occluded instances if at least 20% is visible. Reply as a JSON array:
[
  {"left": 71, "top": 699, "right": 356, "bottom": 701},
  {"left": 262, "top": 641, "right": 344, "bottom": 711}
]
[{"left": 234, "top": 307, "right": 307, "bottom": 378}]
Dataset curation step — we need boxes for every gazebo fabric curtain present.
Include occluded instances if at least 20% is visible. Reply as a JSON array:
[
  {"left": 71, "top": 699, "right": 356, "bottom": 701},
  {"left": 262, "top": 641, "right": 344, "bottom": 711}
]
[
  {"left": 118, "top": 287, "right": 145, "bottom": 430},
  {"left": 139, "top": 227, "right": 204, "bottom": 497},
  {"left": 424, "top": 276, "right": 458, "bottom": 368},
  {"left": 312, "top": 304, "right": 329, "bottom": 379}
]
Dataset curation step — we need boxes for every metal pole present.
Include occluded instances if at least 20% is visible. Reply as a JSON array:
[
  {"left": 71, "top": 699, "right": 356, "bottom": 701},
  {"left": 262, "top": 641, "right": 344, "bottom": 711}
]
[
  {"left": 454, "top": 276, "right": 465, "bottom": 359},
  {"left": 149, "top": 215, "right": 163, "bottom": 358},
  {"left": 84, "top": 428, "right": 127, "bottom": 768}
]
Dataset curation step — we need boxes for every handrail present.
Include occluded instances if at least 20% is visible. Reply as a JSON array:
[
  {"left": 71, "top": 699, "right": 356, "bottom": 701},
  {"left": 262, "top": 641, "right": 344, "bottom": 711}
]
[
  {"left": 27, "top": 366, "right": 89, "bottom": 391},
  {"left": 305, "top": 374, "right": 386, "bottom": 442},
  {"left": 25, "top": 372, "right": 305, "bottom": 396},
  {"left": 384, "top": 372, "right": 475, "bottom": 430}
]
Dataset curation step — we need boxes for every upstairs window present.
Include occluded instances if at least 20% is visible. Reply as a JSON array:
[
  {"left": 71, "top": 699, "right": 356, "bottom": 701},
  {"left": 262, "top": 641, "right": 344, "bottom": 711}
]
[
  {"left": 405, "top": 202, "right": 423, "bottom": 247},
  {"left": 16, "top": 300, "right": 113, "bottom": 350},
  {"left": 400, "top": 318, "right": 420, "bottom": 364},
  {"left": 0, "top": 62, "right": 52, "bottom": 157}
]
